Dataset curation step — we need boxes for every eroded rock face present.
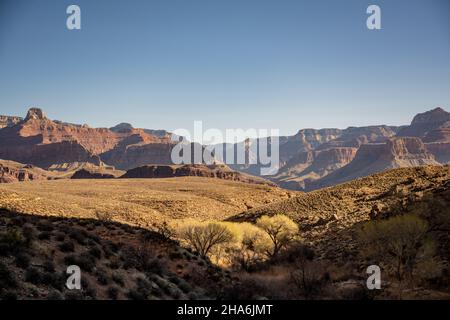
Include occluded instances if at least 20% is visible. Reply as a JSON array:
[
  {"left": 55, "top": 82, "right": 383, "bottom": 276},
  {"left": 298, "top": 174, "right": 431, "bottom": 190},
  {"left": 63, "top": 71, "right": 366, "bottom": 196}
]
[
  {"left": 316, "top": 125, "right": 398, "bottom": 150},
  {"left": 0, "top": 107, "right": 176, "bottom": 170},
  {"left": 309, "top": 137, "right": 440, "bottom": 190},
  {"left": 426, "top": 142, "right": 450, "bottom": 164},
  {"left": 423, "top": 124, "right": 450, "bottom": 143},
  {"left": 229, "top": 125, "right": 399, "bottom": 179},
  {"left": 0, "top": 161, "right": 45, "bottom": 183},
  {"left": 273, "top": 147, "right": 358, "bottom": 190},
  {"left": 99, "top": 136, "right": 176, "bottom": 170},
  {"left": 0, "top": 140, "right": 103, "bottom": 169},
  {"left": 0, "top": 115, "right": 22, "bottom": 129}
]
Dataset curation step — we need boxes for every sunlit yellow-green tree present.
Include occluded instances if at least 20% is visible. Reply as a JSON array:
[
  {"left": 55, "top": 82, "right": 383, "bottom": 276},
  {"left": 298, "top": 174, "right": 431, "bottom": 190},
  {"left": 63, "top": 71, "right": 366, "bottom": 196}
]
[{"left": 256, "top": 215, "right": 299, "bottom": 259}]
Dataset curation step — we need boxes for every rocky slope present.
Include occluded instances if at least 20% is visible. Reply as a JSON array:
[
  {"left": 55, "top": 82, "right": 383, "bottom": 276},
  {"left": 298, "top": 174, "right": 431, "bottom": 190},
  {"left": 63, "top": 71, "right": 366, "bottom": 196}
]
[
  {"left": 230, "top": 165, "right": 450, "bottom": 261},
  {"left": 0, "top": 209, "right": 229, "bottom": 300}
]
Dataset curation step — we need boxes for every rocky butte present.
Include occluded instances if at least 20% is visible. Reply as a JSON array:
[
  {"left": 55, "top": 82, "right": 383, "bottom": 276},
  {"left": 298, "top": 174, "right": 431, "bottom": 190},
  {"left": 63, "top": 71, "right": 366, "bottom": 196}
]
[{"left": 0, "top": 107, "right": 178, "bottom": 169}]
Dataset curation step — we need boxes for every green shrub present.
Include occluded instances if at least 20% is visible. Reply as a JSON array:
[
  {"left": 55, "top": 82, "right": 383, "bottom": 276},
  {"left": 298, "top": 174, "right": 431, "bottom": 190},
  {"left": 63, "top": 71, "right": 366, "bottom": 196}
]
[
  {"left": 25, "top": 267, "right": 43, "bottom": 284},
  {"left": 69, "top": 229, "right": 89, "bottom": 245},
  {"left": 95, "top": 270, "right": 110, "bottom": 286},
  {"left": 64, "top": 291, "right": 84, "bottom": 300},
  {"left": 0, "top": 261, "right": 18, "bottom": 288},
  {"left": 107, "top": 286, "right": 119, "bottom": 299},
  {"left": 0, "top": 290, "right": 18, "bottom": 300},
  {"left": 112, "top": 274, "right": 125, "bottom": 286},
  {"left": 64, "top": 253, "right": 96, "bottom": 272},
  {"left": 15, "top": 252, "right": 31, "bottom": 269},
  {"left": 59, "top": 241, "right": 75, "bottom": 253},
  {"left": 38, "top": 231, "right": 52, "bottom": 240},
  {"left": 47, "top": 290, "right": 64, "bottom": 300},
  {"left": 55, "top": 232, "right": 66, "bottom": 242},
  {"left": 88, "top": 246, "right": 102, "bottom": 259},
  {"left": 22, "top": 225, "right": 37, "bottom": 244},
  {"left": 43, "top": 260, "right": 55, "bottom": 272},
  {"left": 0, "top": 228, "right": 26, "bottom": 255}
]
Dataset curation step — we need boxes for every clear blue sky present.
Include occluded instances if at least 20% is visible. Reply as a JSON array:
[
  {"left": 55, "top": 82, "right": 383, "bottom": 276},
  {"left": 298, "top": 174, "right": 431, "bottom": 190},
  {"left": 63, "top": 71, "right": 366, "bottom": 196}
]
[{"left": 0, "top": 0, "right": 449, "bottom": 138}]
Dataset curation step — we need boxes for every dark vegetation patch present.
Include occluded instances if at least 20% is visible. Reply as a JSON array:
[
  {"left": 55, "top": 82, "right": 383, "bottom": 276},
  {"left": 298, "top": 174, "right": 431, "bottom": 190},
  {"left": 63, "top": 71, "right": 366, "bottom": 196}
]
[{"left": 0, "top": 209, "right": 221, "bottom": 300}]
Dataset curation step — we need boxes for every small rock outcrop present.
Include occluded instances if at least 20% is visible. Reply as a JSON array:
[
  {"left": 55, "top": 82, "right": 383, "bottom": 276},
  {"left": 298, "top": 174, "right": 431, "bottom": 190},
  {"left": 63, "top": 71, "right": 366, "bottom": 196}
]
[
  {"left": 120, "top": 164, "right": 274, "bottom": 185},
  {"left": 0, "top": 160, "right": 47, "bottom": 183},
  {"left": 71, "top": 168, "right": 116, "bottom": 179}
]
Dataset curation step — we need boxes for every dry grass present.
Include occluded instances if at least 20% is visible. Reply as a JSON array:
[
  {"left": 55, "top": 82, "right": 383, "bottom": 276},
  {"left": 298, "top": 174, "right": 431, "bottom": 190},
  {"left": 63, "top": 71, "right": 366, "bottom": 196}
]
[{"left": 0, "top": 177, "right": 295, "bottom": 228}]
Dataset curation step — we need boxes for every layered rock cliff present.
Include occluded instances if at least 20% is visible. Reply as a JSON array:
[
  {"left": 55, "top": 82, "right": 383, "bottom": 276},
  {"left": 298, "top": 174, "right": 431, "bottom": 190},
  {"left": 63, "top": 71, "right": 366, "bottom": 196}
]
[
  {"left": 273, "top": 147, "right": 357, "bottom": 190},
  {"left": 0, "top": 160, "right": 50, "bottom": 183},
  {"left": 0, "top": 115, "right": 22, "bottom": 129},
  {"left": 309, "top": 137, "right": 440, "bottom": 190},
  {"left": 0, "top": 108, "right": 177, "bottom": 170}
]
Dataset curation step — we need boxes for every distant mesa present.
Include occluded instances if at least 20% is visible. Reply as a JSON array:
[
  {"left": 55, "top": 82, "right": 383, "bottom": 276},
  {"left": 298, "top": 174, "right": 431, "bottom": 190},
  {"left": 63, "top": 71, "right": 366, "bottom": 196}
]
[
  {"left": 71, "top": 168, "right": 117, "bottom": 179},
  {"left": 110, "top": 122, "right": 134, "bottom": 133}
]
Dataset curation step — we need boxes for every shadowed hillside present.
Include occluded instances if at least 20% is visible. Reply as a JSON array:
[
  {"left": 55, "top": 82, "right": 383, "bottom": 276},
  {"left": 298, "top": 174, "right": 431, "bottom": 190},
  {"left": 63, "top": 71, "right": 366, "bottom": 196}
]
[{"left": 0, "top": 210, "right": 229, "bottom": 300}]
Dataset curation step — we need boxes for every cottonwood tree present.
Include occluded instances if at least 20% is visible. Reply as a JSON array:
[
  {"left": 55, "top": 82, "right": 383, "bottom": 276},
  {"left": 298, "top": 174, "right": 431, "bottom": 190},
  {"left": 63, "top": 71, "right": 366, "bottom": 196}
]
[
  {"left": 229, "top": 223, "right": 271, "bottom": 270},
  {"left": 256, "top": 215, "right": 299, "bottom": 259},
  {"left": 357, "top": 214, "right": 434, "bottom": 281},
  {"left": 179, "top": 222, "right": 234, "bottom": 259}
]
